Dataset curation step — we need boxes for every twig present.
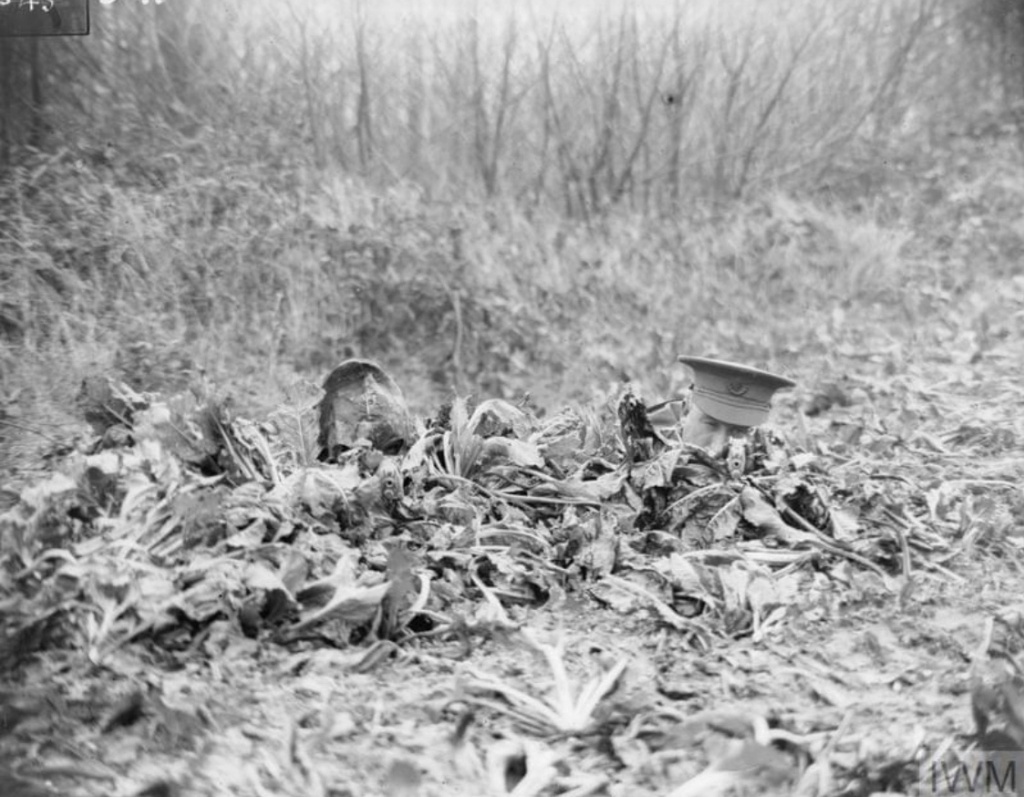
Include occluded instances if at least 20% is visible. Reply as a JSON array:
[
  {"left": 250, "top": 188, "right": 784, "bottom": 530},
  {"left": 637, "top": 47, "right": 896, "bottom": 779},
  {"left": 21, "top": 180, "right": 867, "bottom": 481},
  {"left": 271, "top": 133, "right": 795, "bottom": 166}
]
[
  {"left": 817, "top": 708, "right": 856, "bottom": 795},
  {"left": 776, "top": 497, "right": 889, "bottom": 579},
  {"left": 891, "top": 520, "right": 913, "bottom": 578},
  {"left": 914, "top": 557, "right": 965, "bottom": 582},
  {"left": 602, "top": 575, "right": 711, "bottom": 649},
  {"left": 434, "top": 473, "right": 600, "bottom": 509},
  {"left": 0, "top": 418, "right": 66, "bottom": 446},
  {"left": 212, "top": 415, "right": 260, "bottom": 482},
  {"left": 942, "top": 479, "right": 1020, "bottom": 489}
]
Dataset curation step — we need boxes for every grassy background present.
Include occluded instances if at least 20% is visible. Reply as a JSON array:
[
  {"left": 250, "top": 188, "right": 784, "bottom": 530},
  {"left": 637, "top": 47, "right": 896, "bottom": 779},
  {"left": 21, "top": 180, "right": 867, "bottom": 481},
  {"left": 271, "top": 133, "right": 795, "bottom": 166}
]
[{"left": 2, "top": 0, "right": 1024, "bottom": 472}]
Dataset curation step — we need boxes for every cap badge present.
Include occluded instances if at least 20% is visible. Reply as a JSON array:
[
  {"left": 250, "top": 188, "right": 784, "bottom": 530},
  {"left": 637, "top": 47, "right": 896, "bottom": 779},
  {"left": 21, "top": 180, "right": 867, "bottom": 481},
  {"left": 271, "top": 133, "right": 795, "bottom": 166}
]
[{"left": 727, "top": 381, "right": 748, "bottom": 396}]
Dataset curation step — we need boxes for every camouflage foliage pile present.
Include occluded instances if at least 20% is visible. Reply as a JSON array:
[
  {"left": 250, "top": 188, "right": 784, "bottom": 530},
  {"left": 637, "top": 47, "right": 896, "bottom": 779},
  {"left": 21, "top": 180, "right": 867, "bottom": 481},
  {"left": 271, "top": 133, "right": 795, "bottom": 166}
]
[{"left": 0, "top": 361, "right": 953, "bottom": 674}]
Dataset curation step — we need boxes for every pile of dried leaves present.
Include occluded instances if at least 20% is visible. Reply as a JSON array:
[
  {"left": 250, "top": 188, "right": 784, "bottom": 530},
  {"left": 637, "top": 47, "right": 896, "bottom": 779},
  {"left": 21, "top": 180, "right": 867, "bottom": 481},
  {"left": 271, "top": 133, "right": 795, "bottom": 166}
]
[
  {"left": 1, "top": 363, "right": 952, "bottom": 668},
  {"left": 0, "top": 359, "right": 994, "bottom": 796}
]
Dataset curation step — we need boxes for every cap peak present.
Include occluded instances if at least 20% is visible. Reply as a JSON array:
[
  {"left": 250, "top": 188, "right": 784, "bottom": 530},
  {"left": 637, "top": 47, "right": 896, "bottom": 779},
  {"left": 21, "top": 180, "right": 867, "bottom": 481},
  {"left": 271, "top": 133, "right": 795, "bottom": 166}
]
[{"left": 677, "top": 355, "right": 795, "bottom": 427}]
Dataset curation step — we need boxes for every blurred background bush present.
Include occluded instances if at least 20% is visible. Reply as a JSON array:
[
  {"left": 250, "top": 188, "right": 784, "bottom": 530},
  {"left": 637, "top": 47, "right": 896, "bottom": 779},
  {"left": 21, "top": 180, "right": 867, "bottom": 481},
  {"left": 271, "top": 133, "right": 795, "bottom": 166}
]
[{"left": 2, "top": 0, "right": 1024, "bottom": 464}]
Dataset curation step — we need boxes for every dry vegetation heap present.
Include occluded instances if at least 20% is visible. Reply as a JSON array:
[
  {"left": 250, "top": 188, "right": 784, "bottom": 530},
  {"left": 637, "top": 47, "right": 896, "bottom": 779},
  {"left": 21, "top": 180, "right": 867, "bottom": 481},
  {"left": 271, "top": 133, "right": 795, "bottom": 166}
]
[{"left": 6, "top": 359, "right": 943, "bottom": 670}]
